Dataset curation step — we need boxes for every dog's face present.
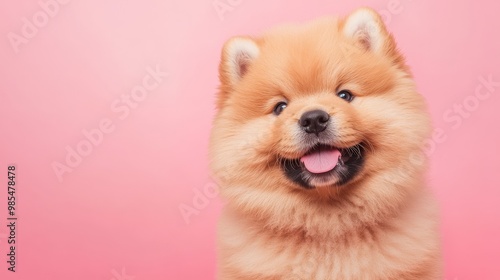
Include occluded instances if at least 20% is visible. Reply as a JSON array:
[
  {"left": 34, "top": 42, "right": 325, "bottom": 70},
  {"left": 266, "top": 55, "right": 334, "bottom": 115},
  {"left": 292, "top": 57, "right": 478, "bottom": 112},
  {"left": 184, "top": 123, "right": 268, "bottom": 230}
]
[{"left": 210, "top": 8, "right": 429, "bottom": 201}]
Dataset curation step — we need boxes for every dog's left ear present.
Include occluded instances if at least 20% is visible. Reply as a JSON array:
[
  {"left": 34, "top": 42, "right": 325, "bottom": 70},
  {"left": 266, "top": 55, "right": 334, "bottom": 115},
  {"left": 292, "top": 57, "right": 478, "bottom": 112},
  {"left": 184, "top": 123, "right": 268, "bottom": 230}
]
[{"left": 342, "top": 7, "right": 399, "bottom": 57}]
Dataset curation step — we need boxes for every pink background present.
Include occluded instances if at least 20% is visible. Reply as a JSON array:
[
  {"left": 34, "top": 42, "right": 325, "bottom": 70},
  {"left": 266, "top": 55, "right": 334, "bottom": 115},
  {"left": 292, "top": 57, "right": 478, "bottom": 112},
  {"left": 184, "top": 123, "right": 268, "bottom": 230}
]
[{"left": 1, "top": 0, "right": 499, "bottom": 279}]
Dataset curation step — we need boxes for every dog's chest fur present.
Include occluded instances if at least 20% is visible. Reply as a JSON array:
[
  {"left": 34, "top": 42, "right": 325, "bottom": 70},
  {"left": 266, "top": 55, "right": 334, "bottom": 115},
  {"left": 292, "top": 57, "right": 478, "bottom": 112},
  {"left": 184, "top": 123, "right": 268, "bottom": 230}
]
[{"left": 217, "top": 192, "right": 441, "bottom": 280}]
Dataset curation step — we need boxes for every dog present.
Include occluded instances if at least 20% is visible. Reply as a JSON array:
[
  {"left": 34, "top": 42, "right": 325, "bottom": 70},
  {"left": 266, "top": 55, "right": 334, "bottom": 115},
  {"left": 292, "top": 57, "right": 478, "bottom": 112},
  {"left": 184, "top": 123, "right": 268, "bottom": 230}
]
[{"left": 210, "top": 7, "right": 441, "bottom": 279}]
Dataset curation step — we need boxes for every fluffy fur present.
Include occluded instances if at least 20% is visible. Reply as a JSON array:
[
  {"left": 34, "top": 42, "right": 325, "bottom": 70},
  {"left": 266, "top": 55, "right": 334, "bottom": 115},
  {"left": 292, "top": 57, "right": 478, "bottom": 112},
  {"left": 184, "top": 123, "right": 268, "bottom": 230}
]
[{"left": 210, "top": 7, "right": 441, "bottom": 280}]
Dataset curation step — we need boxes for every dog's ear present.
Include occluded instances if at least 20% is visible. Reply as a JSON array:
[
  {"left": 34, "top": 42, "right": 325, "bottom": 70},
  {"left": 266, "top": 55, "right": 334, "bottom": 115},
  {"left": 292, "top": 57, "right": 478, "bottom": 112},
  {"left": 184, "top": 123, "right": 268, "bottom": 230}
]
[
  {"left": 217, "top": 37, "right": 260, "bottom": 108},
  {"left": 342, "top": 8, "right": 402, "bottom": 59}
]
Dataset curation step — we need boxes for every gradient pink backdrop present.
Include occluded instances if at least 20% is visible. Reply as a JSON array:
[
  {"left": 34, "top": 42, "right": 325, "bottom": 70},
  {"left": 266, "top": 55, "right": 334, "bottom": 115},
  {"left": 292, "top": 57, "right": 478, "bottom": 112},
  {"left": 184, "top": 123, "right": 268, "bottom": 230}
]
[{"left": 1, "top": 0, "right": 499, "bottom": 279}]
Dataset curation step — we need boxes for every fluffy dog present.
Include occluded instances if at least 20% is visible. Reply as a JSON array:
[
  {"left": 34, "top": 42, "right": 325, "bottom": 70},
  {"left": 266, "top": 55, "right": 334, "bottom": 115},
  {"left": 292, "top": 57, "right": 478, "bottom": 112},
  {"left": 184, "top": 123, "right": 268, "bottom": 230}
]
[{"left": 210, "top": 7, "right": 441, "bottom": 280}]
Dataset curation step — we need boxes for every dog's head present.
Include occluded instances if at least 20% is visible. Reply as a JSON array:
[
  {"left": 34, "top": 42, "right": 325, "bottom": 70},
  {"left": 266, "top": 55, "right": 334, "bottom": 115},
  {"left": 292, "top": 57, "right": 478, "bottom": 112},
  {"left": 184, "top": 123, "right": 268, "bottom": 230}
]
[{"left": 210, "top": 8, "right": 430, "bottom": 204}]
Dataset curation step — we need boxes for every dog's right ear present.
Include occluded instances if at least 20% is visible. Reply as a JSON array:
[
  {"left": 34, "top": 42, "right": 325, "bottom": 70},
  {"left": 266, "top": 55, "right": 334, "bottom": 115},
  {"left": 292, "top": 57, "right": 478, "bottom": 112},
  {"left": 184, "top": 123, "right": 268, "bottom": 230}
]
[{"left": 217, "top": 37, "right": 260, "bottom": 108}]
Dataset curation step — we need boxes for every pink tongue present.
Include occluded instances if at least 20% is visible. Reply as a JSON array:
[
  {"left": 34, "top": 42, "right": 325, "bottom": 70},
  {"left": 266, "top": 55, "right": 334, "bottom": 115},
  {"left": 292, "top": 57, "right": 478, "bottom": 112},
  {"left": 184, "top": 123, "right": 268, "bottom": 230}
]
[{"left": 300, "top": 148, "right": 341, "bottom": 174}]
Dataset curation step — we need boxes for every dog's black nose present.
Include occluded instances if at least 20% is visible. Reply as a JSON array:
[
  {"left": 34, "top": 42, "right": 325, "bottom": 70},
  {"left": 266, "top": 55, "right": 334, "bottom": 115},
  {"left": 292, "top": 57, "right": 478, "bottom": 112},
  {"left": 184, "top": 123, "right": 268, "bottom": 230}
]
[{"left": 299, "top": 110, "right": 330, "bottom": 135}]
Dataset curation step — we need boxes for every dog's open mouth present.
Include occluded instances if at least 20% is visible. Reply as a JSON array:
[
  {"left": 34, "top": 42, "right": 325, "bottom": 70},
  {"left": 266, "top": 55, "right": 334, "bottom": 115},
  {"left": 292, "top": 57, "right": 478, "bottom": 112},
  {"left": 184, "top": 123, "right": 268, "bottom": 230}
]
[{"left": 281, "top": 144, "right": 365, "bottom": 189}]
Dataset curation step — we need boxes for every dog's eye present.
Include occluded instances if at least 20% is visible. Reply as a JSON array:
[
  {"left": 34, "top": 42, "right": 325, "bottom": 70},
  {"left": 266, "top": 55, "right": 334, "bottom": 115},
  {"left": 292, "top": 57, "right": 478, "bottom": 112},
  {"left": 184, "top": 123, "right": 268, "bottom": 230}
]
[
  {"left": 337, "top": 90, "right": 354, "bottom": 102},
  {"left": 273, "top": 102, "right": 288, "bottom": 115}
]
